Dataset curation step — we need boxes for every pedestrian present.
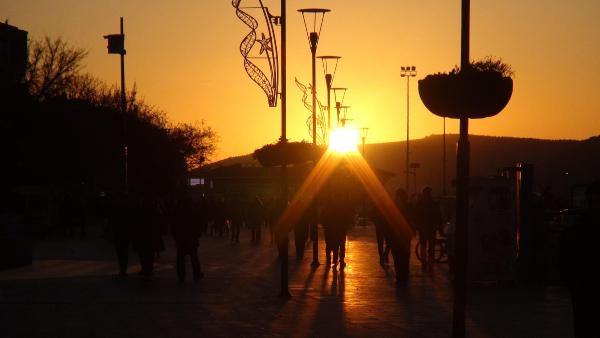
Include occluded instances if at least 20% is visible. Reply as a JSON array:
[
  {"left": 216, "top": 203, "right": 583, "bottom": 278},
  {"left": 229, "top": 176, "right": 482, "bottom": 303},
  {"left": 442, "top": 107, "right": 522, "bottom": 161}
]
[
  {"left": 371, "top": 200, "right": 391, "bottom": 266},
  {"left": 131, "top": 194, "right": 163, "bottom": 280},
  {"left": 229, "top": 194, "right": 244, "bottom": 244},
  {"left": 108, "top": 193, "right": 132, "bottom": 276},
  {"left": 391, "top": 188, "right": 415, "bottom": 285},
  {"left": 212, "top": 197, "right": 226, "bottom": 238},
  {"left": 559, "top": 180, "right": 600, "bottom": 337},
  {"left": 266, "top": 196, "right": 278, "bottom": 246},
  {"left": 415, "top": 187, "right": 443, "bottom": 273},
  {"left": 247, "top": 195, "right": 265, "bottom": 244},
  {"left": 172, "top": 193, "right": 204, "bottom": 282},
  {"left": 322, "top": 190, "right": 353, "bottom": 269},
  {"left": 294, "top": 199, "right": 310, "bottom": 261}
]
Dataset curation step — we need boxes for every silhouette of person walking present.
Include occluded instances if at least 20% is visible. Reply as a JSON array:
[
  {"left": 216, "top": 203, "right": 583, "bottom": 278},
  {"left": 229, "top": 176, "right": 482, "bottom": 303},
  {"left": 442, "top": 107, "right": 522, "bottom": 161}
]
[
  {"left": 132, "top": 194, "right": 163, "bottom": 280},
  {"left": 371, "top": 188, "right": 414, "bottom": 285},
  {"left": 415, "top": 187, "right": 442, "bottom": 273},
  {"left": 392, "top": 188, "right": 415, "bottom": 285},
  {"left": 247, "top": 195, "right": 265, "bottom": 244},
  {"left": 559, "top": 180, "right": 600, "bottom": 337},
  {"left": 108, "top": 194, "right": 132, "bottom": 276},
  {"left": 322, "top": 189, "right": 353, "bottom": 269},
  {"left": 228, "top": 194, "right": 244, "bottom": 244},
  {"left": 172, "top": 193, "right": 204, "bottom": 282},
  {"left": 371, "top": 200, "right": 391, "bottom": 266},
  {"left": 293, "top": 197, "right": 311, "bottom": 261}
]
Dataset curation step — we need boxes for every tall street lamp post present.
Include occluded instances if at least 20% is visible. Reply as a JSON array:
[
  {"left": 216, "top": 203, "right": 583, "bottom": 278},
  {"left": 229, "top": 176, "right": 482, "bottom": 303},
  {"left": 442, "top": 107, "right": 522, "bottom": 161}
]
[
  {"left": 299, "top": 8, "right": 330, "bottom": 146},
  {"left": 360, "top": 127, "right": 369, "bottom": 155},
  {"left": 104, "top": 17, "right": 128, "bottom": 195},
  {"left": 317, "top": 55, "right": 341, "bottom": 140},
  {"left": 400, "top": 66, "right": 416, "bottom": 193},
  {"left": 339, "top": 106, "right": 351, "bottom": 127},
  {"left": 298, "top": 7, "right": 330, "bottom": 267},
  {"left": 333, "top": 87, "right": 348, "bottom": 127}
]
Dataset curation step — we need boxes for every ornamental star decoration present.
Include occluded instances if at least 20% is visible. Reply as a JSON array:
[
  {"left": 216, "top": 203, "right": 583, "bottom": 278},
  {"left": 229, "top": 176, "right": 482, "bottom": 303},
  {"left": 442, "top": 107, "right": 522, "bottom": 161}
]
[{"left": 257, "top": 32, "right": 273, "bottom": 55}]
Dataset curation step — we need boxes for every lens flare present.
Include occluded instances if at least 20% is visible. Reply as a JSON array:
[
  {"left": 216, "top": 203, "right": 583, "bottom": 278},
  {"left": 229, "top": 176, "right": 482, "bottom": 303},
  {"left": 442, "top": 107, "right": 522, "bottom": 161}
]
[{"left": 329, "top": 127, "right": 359, "bottom": 153}]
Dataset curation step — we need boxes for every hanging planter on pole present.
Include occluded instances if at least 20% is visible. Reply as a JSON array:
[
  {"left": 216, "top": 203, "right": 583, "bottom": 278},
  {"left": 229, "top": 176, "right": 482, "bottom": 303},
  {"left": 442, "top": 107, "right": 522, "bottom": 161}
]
[{"left": 418, "top": 58, "right": 513, "bottom": 119}]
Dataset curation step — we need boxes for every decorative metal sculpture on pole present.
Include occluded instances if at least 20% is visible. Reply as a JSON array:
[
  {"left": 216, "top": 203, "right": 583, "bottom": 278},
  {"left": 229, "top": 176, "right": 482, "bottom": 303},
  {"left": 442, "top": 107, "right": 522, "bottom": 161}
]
[
  {"left": 232, "top": 0, "right": 290, "bottom": 298},
  {"left": 232, "top": 0, "right": 279, "bottom": 107},
  {"left": 295, "top": 78, "right": 327, "bottom": 144}
]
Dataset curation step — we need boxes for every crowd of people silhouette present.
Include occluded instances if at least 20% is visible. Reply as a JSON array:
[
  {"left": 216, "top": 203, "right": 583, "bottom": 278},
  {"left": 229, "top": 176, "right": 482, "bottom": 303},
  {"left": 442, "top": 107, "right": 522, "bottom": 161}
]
[{"left": 97, "top": 183, "right": 449, "bottom": 286}]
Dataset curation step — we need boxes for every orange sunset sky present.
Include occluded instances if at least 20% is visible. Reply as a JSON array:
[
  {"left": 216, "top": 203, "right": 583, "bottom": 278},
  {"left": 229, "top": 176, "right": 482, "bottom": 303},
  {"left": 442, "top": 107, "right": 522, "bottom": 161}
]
[{"left": 2, "top": 0, "right": 599, "bottom": 161}]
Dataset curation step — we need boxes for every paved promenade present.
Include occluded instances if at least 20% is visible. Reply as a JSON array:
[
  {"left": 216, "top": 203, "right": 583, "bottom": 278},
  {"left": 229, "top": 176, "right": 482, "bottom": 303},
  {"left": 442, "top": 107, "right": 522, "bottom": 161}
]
[{"left": 0, "top": 225, "right": 572, "bottom": 338}]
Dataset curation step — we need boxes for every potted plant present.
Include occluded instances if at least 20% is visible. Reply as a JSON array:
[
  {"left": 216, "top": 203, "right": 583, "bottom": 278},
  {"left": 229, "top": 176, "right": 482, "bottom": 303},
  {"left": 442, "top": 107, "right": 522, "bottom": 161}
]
[{"left": 418, "top": 57, "right": 513, "bottom": 119}]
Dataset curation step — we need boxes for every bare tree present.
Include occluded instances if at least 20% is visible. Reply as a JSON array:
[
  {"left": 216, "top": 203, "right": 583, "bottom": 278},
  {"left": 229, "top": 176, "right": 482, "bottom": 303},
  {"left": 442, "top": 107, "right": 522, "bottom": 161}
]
[
  {"left": 26, "top": 36, "right": 88, "bottom": 100},
  {"left": 171, "top": 121, "right": 218, "bottom": 169}
]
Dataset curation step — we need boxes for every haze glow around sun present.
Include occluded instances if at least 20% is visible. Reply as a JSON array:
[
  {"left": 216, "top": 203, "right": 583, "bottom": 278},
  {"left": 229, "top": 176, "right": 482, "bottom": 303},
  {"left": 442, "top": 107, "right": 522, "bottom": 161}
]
[{"left": 329, "top": 127, "right": 359, "bottom": 153}]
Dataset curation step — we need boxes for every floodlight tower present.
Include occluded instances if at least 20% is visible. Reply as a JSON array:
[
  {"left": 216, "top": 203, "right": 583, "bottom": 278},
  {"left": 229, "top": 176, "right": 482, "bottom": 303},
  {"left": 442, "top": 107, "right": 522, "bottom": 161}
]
[{"left": 400, "top": 65, "right": 417, "bottom": 192}]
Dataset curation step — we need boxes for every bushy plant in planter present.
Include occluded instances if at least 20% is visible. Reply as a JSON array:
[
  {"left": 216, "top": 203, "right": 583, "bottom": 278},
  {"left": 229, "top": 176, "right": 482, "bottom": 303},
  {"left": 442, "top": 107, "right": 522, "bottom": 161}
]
[
  {"left": 253, "top": 141, "right": 325, "bottom": 167},
  {"left": 418, "top": 57, "right": 513, "bottom": 119}
]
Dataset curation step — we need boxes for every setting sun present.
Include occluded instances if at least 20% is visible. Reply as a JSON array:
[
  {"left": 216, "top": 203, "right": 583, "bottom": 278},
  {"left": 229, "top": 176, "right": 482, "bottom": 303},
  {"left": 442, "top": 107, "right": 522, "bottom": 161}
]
[{"left": 329, "top": 127, "right": 359, "bottom": 153}]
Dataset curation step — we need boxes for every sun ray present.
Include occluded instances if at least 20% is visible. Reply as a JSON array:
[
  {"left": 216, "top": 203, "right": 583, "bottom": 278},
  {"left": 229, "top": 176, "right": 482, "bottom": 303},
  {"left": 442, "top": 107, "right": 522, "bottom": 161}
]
[
  {"left": 273, "top": 147, "right": 412, "bottom": 247},
  {"left": 345, "top": 152, "right": 414, "bottom": 241},
  {"left": 273, "top": 149, "right": 342, "bottom": 234}
]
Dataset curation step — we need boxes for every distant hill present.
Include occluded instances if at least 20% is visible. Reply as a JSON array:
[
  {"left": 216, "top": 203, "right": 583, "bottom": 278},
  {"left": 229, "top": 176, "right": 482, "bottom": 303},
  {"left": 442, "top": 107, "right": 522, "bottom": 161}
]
[
  {"left": 364, "top": 134, "right": 600, "bottom": 199},
  {"left": 207, "top": 134, "right": 600, "bottom": 199}
]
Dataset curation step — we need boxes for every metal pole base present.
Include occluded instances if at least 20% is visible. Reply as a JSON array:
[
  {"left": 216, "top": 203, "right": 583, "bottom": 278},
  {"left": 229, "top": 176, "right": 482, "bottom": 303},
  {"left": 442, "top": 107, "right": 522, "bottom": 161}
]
[
  {"left": 311, "top": 222, "right": 320, "bottom": 266},
  {"left": 278, "top": 290, "right": 292, "bottom": 299}
]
